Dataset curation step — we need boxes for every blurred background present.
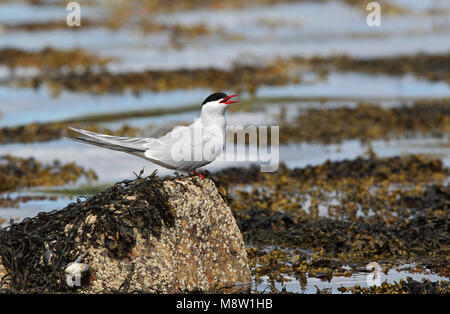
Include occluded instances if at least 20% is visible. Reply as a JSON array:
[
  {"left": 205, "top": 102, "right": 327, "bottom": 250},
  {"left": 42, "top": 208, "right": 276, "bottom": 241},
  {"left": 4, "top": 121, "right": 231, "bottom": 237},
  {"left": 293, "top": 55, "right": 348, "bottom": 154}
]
[{"left": 0, "top": 0, "right": 449, "bottom": 293}]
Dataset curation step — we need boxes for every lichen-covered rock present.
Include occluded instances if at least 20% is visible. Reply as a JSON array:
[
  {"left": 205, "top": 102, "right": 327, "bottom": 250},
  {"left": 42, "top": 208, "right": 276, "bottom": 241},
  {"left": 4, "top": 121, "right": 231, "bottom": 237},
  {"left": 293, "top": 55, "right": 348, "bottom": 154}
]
[{"left": 0, "top": 174, "right": 251, "bottom": 293}]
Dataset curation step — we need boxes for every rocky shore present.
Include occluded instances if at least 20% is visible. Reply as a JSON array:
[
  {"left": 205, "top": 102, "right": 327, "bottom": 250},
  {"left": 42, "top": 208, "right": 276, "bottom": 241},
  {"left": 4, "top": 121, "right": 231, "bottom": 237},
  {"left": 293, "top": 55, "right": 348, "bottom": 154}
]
[{"left": 0, "top": 174, "right": 251, "bottom": 293}]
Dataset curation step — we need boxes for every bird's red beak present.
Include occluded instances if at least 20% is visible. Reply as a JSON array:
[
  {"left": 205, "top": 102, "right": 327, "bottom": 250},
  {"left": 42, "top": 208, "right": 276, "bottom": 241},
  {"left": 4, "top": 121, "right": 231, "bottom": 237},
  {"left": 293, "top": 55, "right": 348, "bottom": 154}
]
[{"left": 219, "top": 94, "right": 239, "bottom": 105}]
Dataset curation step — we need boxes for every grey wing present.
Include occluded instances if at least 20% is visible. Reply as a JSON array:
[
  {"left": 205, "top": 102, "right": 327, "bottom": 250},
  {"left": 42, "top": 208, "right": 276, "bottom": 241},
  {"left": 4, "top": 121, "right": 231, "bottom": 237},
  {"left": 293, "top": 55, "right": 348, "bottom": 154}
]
[
  {"left": 68, "top": 127, "right": 150, "bottom": 155},
  {"left": 69, "top": 126, "right": 216, "bottom": 172},
  {"left": 143, "top": 126, "right": 216, "bottom": 171}
]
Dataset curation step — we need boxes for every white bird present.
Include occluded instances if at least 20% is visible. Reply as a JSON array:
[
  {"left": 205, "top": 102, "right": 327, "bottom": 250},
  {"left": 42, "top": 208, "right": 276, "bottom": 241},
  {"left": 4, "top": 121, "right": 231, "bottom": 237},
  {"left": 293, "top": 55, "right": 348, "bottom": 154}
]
[{"left": 68, "top": 93, "right": 239, "bottom": 179}]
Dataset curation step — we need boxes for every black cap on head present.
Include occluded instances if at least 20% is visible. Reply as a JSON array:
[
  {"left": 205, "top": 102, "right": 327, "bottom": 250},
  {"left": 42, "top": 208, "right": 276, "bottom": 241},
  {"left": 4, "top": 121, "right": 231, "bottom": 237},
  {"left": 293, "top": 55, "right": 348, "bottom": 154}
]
[{"left": 202, "top": 92, "right": 227, "bottom": 106}]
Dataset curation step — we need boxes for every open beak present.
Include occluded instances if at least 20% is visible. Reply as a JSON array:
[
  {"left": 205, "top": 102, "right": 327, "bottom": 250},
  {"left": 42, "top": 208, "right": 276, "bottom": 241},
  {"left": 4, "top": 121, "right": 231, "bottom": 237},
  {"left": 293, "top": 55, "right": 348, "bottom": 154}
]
[{"left": 219, "top": 94, "right": 239, "bottom": 105}]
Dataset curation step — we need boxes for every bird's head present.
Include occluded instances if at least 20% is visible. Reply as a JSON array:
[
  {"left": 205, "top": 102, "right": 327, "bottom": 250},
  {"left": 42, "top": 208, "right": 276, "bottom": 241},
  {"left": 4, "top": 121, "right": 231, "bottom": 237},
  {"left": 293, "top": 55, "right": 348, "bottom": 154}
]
[{"left": 201, "top": 92, "right": 239, "bottom": 116}]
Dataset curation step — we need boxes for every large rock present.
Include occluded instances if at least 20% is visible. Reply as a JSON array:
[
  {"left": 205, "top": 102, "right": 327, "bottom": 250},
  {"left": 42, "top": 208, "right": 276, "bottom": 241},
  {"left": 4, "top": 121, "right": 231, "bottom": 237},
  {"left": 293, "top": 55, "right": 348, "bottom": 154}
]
[{"left": 0, "top": 174, "right": 251, "bottom": 293}]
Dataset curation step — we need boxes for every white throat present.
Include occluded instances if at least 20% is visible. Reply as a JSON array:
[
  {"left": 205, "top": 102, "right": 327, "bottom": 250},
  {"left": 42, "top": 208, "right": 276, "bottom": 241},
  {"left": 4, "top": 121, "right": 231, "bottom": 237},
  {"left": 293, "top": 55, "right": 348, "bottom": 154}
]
[{"left": 200, "top": 106, "right": 226, "bottom": 129}]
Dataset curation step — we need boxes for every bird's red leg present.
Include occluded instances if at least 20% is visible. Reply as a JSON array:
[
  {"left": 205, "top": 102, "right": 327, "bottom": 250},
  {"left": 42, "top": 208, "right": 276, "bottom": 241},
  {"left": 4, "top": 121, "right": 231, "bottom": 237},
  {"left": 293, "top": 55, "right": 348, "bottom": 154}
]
[{"left": 193, "top": 170, "right": 205, "bottom": 180}]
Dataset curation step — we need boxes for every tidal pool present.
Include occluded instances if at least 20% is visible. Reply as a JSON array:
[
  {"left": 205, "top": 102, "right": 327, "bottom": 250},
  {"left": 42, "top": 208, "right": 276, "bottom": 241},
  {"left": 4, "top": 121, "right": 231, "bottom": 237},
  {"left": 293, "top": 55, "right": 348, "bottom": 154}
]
[{"left": 253, "top": 264, "right": 449, "bottom": 294}]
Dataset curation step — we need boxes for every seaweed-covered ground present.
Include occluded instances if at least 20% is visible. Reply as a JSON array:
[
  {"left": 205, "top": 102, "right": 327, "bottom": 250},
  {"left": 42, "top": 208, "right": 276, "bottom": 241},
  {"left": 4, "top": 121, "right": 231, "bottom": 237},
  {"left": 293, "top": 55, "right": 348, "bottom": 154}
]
[
  {"left": 0, "top": 155, "right": 97, "bottom": 193},
  {"left": 2, "top": 155, "right": 447, "bottom": 293},
  {"left": 212, "top": 155, "right": 449, "bottom": 293},
  {"left": 3, "top": 52, "right": 448, "bottom": 97}
]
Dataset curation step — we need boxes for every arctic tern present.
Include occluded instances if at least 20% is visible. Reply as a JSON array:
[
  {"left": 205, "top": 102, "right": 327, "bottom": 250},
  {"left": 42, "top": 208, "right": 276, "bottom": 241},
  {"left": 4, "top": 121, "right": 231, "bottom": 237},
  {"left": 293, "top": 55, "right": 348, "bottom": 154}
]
[{"left": 68, "top": 93, "right": 239, "bottom": 178}]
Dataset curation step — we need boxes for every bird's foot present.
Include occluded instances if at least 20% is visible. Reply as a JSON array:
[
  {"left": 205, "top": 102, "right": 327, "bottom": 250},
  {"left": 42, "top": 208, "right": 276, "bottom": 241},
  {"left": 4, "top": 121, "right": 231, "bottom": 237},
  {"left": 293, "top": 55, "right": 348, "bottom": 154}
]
[{"left": 193, "top": 170, "right": 206, "bottom": 180}]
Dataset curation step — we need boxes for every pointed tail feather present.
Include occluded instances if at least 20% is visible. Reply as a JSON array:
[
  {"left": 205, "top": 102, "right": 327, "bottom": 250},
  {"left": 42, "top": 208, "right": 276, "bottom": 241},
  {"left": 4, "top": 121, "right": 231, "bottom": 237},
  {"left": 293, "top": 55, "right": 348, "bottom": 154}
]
[
  {"left": 67, "top": 127, "right": 147, "bottom": 155},
  {"left": 70, "top": 136, "right": 145, "bottom": 154}
]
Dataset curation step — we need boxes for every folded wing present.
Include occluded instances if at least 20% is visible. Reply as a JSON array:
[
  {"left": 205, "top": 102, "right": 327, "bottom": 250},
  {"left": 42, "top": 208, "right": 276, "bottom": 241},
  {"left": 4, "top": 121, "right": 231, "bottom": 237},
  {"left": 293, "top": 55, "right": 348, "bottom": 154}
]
[{"left": 69, "top": 125, "right": 220, "bottom": 172}]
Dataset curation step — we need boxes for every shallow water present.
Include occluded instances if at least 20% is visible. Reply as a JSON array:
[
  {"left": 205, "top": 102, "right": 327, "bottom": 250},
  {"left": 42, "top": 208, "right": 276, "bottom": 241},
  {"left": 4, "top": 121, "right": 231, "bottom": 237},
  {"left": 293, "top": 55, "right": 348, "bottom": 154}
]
[
  {"left": 0, "top": 1, "right": 448, "bottom": 71},
  {"left": 0, "top": 86, "right": 210, "bottom": 127},
  {"left": 254, "top": 264, "right": 448, "bottom": 294},
  {"left": 1, "top": 72, "right": 449, "bottom": 127},
  {"left": 0, "top": 194, "right": 72, "bottom": 227}
]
